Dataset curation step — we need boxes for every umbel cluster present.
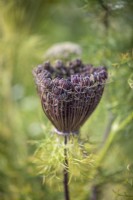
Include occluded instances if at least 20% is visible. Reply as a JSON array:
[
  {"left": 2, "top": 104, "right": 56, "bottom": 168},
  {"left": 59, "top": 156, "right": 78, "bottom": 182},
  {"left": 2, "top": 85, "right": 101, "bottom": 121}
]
[{"left": 33, "top": 59, "right": 108, "bottom": 135}]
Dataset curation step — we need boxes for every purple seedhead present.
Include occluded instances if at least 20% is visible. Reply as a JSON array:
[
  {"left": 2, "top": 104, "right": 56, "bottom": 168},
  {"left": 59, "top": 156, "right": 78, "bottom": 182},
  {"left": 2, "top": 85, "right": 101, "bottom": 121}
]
[{"left": 33, "top": 59, "right": 108, "bottom": 135}]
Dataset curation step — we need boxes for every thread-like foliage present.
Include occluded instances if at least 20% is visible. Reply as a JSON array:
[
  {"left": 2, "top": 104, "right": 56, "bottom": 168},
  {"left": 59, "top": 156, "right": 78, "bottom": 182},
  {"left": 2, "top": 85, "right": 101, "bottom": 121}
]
[{"left": 33, "top": 134, "right": 95, "bottom": 184}]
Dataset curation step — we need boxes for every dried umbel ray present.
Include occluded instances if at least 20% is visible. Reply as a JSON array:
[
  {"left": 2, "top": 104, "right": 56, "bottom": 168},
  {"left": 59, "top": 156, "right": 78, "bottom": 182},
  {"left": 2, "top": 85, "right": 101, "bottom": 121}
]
[{"left": 33, "top": 59, "right": 108, "bottom": 135}]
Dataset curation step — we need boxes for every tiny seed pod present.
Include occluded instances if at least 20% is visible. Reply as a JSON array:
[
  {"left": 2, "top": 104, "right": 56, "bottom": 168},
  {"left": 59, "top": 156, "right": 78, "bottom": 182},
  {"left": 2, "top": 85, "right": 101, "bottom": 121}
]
[
  {"left": 71, "top": 75, "right": 80, "bottom": 84},
  {"left": 53, "top": 87, "right": 62, "bottom": 95},
  {"left": 52, "top": 77, "right": 60, "bottom": 86},
  {"left": 72, "top": 59, "right": 82, "bottom": 67},
  {"left": 83, "top": 76, "right": 90, "bottom": 86},
  {"left": 90, "top": 74, "right": 94, "bottom": 83},
  {"left": 59, "top": 78, "right": 65, "bottom": 87},
  {"left": 43, "top": 78, "right": 52, "bottom": 89},
  {"left": 43, "top": 61, "right": 50, "bottom": 68},
  {"left": 59, "top": 79, "right": 72, "bottom": 90},
  {"left": 44, "top": 71, "right": 51, "bottom": 78},
  {"left": 36, "top": 65, "right": 44, "bottom": 74},
  {"left": 99, "top": 69, "right": 108, "bottom": 80},
  {"left": 94, "top": 72, "right": 99, "bottom": 82},
  {"left": 55, "top": 60, "right": 64, "bottom": 69}
]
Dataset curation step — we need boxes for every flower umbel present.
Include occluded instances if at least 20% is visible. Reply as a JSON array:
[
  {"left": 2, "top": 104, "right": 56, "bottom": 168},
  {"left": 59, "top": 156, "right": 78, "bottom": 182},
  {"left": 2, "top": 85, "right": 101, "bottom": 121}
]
[
  {"left": 44, "top": 42, "right": 82, "bottom": 61},
  {"left": 33, "top": 59, "right": 108, "bottom": 135}
]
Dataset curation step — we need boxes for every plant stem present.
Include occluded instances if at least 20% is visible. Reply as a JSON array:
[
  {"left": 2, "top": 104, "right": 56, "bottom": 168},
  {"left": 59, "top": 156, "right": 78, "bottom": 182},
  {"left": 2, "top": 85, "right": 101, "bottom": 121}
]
[
  {"left": 90, "top": 185, "right": 100, "bottom": 200},
  {"left": 63, "top": 136, "right": 70, "bottom": 200}
]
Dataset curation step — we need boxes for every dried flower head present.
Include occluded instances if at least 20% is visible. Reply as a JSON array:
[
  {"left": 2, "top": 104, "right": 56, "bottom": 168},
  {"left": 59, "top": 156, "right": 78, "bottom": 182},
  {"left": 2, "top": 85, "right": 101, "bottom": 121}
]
[
  {"left": 33, "top": 59, "right": 108, "bottom": 135},
  {"left": 44, "top": 42, "right": 82, "bottom": 60}
]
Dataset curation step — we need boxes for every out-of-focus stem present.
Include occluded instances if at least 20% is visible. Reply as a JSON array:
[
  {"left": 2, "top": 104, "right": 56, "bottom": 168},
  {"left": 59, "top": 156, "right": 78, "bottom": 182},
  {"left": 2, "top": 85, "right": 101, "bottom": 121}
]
[
  {"left": 98, "top": 0, "right": 110, "bottom": 31},
  {"left": 96, "top": 112, "right": 133, "bottom": 168},
  {"left": 99, "top": 113, "right": 114, "bottom": 149}
]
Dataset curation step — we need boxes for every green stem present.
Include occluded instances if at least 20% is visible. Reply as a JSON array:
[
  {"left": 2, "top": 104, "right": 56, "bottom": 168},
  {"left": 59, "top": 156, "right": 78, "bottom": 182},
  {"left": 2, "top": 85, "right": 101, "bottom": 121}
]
[{"left": 96, "top": 112, "right": 133, "bottom": 169}]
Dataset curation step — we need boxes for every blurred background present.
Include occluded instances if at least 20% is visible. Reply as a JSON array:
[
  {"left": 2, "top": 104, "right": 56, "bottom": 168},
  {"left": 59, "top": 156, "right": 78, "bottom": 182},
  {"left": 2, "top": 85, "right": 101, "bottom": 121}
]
[{"left": 0, "top": 0, "right": 133, "bottom": 199}]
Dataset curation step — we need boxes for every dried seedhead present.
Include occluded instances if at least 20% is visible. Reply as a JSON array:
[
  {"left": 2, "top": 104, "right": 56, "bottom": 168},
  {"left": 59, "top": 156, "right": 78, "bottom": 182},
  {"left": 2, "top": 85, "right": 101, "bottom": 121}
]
[{"left": 33, "top": 59, "right": 108, "bottom": 135}]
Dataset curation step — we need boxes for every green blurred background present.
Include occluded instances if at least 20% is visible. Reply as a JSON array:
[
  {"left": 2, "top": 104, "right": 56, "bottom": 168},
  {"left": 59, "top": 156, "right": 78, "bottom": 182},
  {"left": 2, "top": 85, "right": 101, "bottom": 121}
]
[{"left": 0, "top": 0, "right": 133, "bottom": 199}]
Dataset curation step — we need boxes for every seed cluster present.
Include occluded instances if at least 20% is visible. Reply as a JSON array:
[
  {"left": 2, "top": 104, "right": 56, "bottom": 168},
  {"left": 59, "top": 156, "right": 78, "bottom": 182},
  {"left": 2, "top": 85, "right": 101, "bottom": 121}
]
[{"left": 33, "top": 59, "right": 108, "bottom": 135}]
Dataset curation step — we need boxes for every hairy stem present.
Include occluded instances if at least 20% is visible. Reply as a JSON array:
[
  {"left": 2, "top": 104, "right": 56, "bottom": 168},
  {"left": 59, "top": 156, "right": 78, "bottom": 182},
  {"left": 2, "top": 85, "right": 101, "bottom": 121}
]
[{"left": 63, "top": 136, "right": 70, "bottom": 200}]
